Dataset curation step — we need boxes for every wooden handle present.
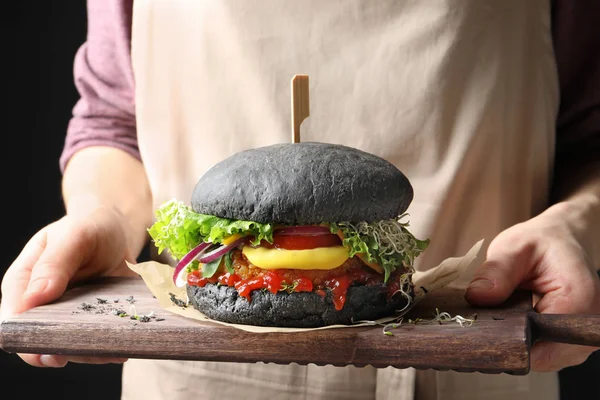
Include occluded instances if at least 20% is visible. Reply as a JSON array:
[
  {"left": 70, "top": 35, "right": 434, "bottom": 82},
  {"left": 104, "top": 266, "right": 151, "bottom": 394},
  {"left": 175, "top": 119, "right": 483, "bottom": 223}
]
[
  {"left": 291, "top": 75, "right": 310, "bottom": 143},
  {"left": 530, "top": 313, "right": 600, "bottom": 347}
]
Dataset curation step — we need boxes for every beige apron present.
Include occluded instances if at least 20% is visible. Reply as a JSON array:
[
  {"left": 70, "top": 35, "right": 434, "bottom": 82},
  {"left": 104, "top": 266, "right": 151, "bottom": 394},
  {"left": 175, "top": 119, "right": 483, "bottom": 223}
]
[{"left": 124, "top": 1, "right": 560, "bottom": 399}]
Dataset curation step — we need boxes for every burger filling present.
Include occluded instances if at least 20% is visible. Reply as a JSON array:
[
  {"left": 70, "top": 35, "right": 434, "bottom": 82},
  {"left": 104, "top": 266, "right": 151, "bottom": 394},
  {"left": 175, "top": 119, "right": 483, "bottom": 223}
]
[
  {"left": 187, "top": 249, "right": 407, "bottom": 310},
  {"left": 148, "top": 200, "right": 429, "bottom": 311}
]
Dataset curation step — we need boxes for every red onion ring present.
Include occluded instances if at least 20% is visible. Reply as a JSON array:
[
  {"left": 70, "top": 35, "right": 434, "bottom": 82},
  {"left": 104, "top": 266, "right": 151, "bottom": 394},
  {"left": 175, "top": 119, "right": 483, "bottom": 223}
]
[
  {"left": 172, "top": 242, "right": 212, "bottom": 286},
  {"left": 274, "top": 226, "right": 332, "bottom": 236},
  {"left": 198, "top": 236, "right": 250, "bottom": 264}
]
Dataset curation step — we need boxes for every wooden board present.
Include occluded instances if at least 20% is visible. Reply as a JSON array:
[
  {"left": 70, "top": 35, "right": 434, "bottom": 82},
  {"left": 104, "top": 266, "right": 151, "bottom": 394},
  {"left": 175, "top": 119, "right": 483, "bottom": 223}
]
[{"left": 0, "top": 277, "right": 532, "bottom": 374}]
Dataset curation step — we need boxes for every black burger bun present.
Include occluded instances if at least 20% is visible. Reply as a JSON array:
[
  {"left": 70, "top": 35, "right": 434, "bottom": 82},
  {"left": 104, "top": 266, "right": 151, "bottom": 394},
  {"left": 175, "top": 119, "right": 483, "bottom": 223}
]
[
  {"left": 187, "top": 283, "right": 411, "bottom": 328},
  {"left": 191, "top": 142, "right": 413, "bottom": 224}
]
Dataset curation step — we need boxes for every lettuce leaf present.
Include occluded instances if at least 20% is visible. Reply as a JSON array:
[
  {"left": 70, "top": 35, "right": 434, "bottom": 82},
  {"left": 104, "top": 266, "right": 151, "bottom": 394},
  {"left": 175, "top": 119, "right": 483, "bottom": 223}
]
[
  {"left": 148, "top": 199, "right": 274, "bottom": 260},
  {"left": 202, "top": 256, "right": 224, "bottom": 278}
]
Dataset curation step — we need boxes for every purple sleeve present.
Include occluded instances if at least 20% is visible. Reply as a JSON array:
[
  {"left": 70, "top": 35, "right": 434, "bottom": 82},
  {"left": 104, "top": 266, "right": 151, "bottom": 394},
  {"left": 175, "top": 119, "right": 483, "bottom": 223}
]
[
  {"left": 60, "top": 1, "right": 598, "bottom": 176},
  {"left": 552, "top": 0, "right": 600, "bottom": 170},
  {"left": 59, "top": 0, "right": 137, "bottom": 173}
]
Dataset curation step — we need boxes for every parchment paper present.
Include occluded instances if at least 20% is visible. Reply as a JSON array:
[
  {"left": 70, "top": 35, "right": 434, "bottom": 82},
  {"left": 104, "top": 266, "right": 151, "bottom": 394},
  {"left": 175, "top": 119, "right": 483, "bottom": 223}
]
[{"left": 127, "top": 239, "right": 483, "bottom": 333}]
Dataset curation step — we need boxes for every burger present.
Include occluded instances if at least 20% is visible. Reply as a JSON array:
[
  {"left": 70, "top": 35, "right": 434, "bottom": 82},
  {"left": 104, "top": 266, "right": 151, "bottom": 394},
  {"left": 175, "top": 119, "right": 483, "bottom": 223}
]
[{"left": 148, "top": 142, "right": 429, "bottom": 328}]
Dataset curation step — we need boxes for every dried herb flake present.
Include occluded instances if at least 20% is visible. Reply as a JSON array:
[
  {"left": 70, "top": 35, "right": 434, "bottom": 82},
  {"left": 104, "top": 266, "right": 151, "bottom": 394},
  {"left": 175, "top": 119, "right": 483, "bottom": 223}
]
[
  {"left": 79, "top": 303, "right": 96, "bottom": 311},
  {"left": 169, "top": 292, "right": 187, "bottom": 308}
]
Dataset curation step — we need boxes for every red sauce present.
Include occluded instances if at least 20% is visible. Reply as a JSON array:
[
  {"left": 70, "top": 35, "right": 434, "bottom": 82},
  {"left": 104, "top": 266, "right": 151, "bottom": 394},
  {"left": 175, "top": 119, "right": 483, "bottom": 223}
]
[
  {"left": 294, "top": 277, "right": 313, "bottom": 292},
  {"left": 263, "top": 271, "right": 284, "bottom": 294},
  {"left": 218, "top": 272, "right": 240, "bottom": 286},
  {"left": 322, "top": 274, "right": 352, "bottom": 310},
  {"left": 187, "top": 250, "right": 404, "bottom": 309},
  {"left": 317, "top": 266, "right": 388, "bottom": 310},
  {"left": 234, "top": 278, "right": 264, "bottom": 299},
  {"left": 385, "top": 279, "right": 400, "bottom": 298},
  {"left": 187, "top": 272, "right": 218, "bottom": 287}
]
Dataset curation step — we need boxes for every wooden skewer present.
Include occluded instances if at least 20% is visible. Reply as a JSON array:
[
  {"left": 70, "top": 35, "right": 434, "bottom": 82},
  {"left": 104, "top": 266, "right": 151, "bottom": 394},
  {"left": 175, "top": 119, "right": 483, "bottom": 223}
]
[{"left": 291, "top": 75, "right": 310, "bottom": 143}]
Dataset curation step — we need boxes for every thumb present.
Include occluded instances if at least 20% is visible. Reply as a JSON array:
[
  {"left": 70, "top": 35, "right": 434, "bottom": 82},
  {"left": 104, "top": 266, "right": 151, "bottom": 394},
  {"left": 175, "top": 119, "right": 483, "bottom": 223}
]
[
  {"left": 19, "top": 222, "right": 98, "bottom": 312},
  {"left": 465, "top": 235, "right": 538, "bottom": 306}
]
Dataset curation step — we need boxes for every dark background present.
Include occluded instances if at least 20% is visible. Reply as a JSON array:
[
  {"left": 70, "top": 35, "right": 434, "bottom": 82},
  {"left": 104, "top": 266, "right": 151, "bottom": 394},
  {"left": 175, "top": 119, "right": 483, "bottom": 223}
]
[{"left": 0, "top": 2, "right": 598, "bottom": 399}]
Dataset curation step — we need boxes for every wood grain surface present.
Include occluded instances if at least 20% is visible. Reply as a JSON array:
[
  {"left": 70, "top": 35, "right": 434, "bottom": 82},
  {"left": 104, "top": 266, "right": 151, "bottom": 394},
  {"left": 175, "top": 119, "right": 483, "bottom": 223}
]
[
  {"left": 0, "top": 277, "right": 532, "bottom": 374},
  {"left": 530, "top": 313, "right": 600, "bottom": 347}
]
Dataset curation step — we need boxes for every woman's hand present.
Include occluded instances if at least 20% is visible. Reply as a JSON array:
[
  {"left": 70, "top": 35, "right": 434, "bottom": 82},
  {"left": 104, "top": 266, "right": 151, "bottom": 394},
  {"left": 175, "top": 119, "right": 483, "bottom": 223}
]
[
  {"left": 0, "top": 206, "right": 139, "bottom": 367},
  {"left": 465, "top": 199, "right": 600, "bottom": 372}
]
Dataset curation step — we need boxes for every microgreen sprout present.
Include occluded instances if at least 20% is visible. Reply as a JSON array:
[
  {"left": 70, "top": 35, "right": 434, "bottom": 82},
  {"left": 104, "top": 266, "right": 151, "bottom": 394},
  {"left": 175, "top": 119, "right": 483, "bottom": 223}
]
[
  {"left": 331, "top": 213, "right": 428, "bottom": 282},
  {"left": 382, "top": 308, "right": 478, "bottom": 336},
  {"left": 391, "top": 273, "right": 414, "bottom": 313},
  {"left": 407, "top": 308, "right": 478, "bottom": 327},
  {"left": 280, "top": 281, "right": 299, "bottom": 293}
]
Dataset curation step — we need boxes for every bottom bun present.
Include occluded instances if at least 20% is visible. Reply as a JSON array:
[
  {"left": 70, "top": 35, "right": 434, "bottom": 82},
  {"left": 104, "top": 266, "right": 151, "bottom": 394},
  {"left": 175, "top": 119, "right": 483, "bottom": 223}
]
[{"left": 186, "top": 283, "right": 412, "bottom": 328}]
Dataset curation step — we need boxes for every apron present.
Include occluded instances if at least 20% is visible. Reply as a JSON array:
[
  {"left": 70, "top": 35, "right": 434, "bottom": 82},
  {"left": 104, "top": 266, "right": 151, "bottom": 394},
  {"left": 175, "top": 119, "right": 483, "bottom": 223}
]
[{"left": 124, "top": 1, "right": 560, "bottom": 399}]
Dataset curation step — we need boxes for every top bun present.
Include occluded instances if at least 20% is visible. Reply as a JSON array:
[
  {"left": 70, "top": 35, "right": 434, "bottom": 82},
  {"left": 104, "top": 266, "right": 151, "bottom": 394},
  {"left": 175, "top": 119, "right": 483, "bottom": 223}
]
[{"left": 191, "top": 142, "right": 413, "bottom": 224}]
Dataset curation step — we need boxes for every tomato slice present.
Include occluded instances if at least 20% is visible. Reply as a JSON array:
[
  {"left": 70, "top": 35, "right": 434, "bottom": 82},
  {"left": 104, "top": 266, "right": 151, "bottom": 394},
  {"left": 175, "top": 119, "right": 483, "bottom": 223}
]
[{"left": 261, "top": 233, "right": 342, "bottom": 250}]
